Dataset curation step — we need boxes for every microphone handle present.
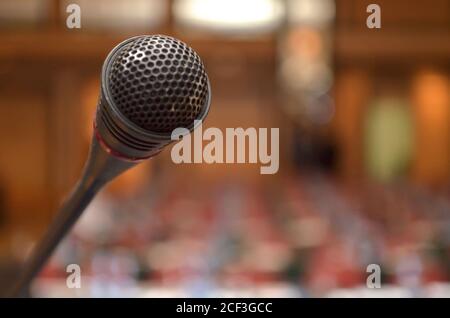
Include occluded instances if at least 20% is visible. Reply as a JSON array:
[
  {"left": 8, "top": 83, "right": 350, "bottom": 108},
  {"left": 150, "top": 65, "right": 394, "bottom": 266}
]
[{"left": 10, "top": 135, "right": 136, "bottom": 297}]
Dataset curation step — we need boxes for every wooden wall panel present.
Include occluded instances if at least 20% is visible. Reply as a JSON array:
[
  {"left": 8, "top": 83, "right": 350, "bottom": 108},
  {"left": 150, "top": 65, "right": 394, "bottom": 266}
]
[
  {"left": 411, "top": 70, "right": 450, "bottom": 186},
  {"left": 0, "top": 93, "right": 49, "bottom": 227}
]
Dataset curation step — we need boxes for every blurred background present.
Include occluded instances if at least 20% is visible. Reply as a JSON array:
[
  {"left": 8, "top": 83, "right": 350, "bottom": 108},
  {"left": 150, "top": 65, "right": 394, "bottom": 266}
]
[{"left": 0, "top": 0, "right": 449, "bottom": 297}]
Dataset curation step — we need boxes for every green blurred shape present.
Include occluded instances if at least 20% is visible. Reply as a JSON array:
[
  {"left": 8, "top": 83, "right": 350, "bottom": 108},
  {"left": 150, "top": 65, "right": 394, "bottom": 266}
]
[{"left": 364, "top": 97, "right": 414, "bottom": 182}]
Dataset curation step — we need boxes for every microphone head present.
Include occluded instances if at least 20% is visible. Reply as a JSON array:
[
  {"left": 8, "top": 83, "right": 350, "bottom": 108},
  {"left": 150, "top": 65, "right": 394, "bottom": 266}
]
[{"left": 95, "top": 35, "right": 211, "bottom": 161}]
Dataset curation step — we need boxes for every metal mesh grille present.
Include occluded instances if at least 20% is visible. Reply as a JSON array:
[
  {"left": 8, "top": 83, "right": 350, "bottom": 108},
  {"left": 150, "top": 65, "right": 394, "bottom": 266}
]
[{"left": 108, "top": 35, "right": 208, "bottom": 133}]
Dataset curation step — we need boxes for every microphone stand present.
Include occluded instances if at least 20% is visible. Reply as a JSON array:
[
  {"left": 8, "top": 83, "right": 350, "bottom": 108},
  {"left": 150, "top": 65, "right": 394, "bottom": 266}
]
[{"left": 10, "top": 135, "right": 136, "bottom": 297}]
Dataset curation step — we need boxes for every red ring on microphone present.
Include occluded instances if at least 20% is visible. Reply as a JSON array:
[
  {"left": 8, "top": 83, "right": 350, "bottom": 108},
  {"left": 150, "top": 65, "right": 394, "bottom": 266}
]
[{"left": 93, "top": 121, "right": 157, "bottom": 163}]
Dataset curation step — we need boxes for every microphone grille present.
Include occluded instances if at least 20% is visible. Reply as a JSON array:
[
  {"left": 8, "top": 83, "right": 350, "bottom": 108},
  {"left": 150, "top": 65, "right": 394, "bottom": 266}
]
[{"left": 108, "top": 35, "right": 209, "bottom": 133}]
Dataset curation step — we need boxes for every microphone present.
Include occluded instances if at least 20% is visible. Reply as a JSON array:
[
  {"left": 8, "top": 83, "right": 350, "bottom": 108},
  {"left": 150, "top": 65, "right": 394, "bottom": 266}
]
[{"left": 11, "top": 35, "right": 211, "bottom": 297}]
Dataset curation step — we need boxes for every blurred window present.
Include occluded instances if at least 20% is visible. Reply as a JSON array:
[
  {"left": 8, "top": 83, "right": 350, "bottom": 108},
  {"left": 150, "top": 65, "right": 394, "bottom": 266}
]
[
  {"left": 173, "top": 0, "right": 285, "bottom": 35},
  {"left": 278, "top": 0, "right": 335, "bottom": 125}
]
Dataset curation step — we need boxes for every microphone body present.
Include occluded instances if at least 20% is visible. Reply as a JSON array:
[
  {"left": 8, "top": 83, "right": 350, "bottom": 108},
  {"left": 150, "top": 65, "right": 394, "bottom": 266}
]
[{"left": 11, "top": 35, "right": 211, "bottom": 297}]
